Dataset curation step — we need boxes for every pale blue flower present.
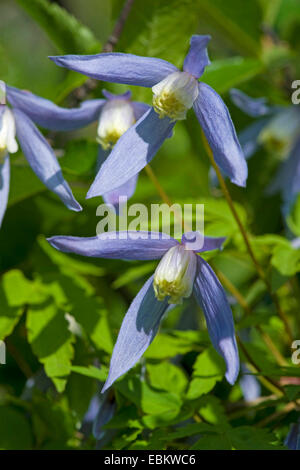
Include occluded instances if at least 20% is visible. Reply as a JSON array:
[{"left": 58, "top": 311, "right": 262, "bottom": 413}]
[
  {"left": 50, "top": 35, "right": 247, "bottom": 195},
  {"left": 47, "top": 231, "right": 240, "bottom": 390}
]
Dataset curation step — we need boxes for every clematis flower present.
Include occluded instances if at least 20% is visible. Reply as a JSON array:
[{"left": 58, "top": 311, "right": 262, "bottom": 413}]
[
  {"left": 230, "top": 89, "right": 300, "bottom": 213},
  {"left": 0, "top": 80, "right": 109, "bottom": 227},
  {"left": 284, "top": 420, "right": 300, "bottom": 450},
  {"left": 50, "top": 35, "right": 248, "bottom": 195},
  {"left": 47, "top": 230, "right": 240, "bottom": 391},
  {"left": 89, "top": 89, "right": 149, "bottom": 212}
]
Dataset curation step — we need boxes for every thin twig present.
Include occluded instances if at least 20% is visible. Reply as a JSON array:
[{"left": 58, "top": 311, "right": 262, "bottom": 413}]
[
  {"left": 213, "top": 264, "right": 287, "bottom": 367},
  {"left": 201, "top": 130, "right": 293, "bottom": 343},
  {"left": 71, "top": 0, "right": 136, "bottom": 103}
]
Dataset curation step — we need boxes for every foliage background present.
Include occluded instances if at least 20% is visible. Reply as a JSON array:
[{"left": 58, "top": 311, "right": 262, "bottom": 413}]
[{"left": 0, "top": 0, "right": 300, "bottom": 450}]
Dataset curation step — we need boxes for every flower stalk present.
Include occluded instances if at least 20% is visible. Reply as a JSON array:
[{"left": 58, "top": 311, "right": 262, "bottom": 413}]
[{"left": 202, "top": 130, "right": 293, "bottom": 343}]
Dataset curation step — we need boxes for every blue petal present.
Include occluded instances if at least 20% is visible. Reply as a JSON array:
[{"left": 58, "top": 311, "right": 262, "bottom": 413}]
[
  {"left": 194, "top": 83, "right": 248, "bottom": 187},
  {"left": 267, "top": 137, "right": 300, "bottom": 212},
  {"left": 92, "top": 392, "right": 116, "bottom": 440},
  {"left": 0, "top": 154, "right": 10, "bottom": 228},
  {"left": 131, "top": 101, "right": 151, "bottom": 121},
  {"left": 7, "top": 86, "right": 104, "bottom": 131},
  {"left": 47, "top": 231, "right": 178, "bottom": 260},
  {"left": 238, "top": 118, "right": 270, "bottom": 159},
  {"left": 181, "top": 232, "right": 226, "bottom": 252},
  {"left": 13, "top": 109, "right": 82, "bottom": 212},
  {"left": 102, "top": 89, "right": 132, "bottom": 101},
  {"left": 239, "top": 364, "right": 261, "bottom": 402},
  {"left": 285, "top": 422, "right": 300, "bottom": 450},
  {"left": 86, "top": 108, "right": 175, "bottom": 195},
  {"left": 50, "top": 53, "right": 178, "bottom": 87},
  {"left": 230, "top": 89, "right": 273, "bottom": 117},
  {"left": 102, "top": 276, "right": 168, "bottom": 392},
  {"left": 193, "top": 256, "right": 240, "bottom": 385},
  {"left": 95, "top": 145, "right": 108, "bottom": 174},
  {"left": 103, "top": 174, "right": 138, "bottom": 214},
  {"left": 183, "top": 35, "right": 211, "bottom": 79}
]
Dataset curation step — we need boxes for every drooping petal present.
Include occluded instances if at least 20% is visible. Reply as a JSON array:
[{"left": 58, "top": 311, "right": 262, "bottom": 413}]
[
  {"left": 230, "top": 89, "right": 273, "bottom": 117},
  {"left": 102, "top": 276, "right": 169, "bottom": 392},
  {"left": 131, "top": 101, "right": 151, "bottom": 121},
  {"left": 86, "top": 108, "right": 175, "bottom": 195},
  {"left": 103, "top": 174, "right": 138, "bottom": 213},
  {"left": 238, "top": 118, "right": 270, "bottom": 159},
  {"left": 239, "top": 364, "right": 261, "bottom": 402},
  {"left": 92, "top": 392, "right": 116, "bottom": 440},
  {"left": 193, "top": 256, "right": 240, "bottom": 384},
  {"left": 102, "top": 89, "right": 132, "bottom": 101},
  {"left": 284, "top": 422, "right": 300, "bottom": 450},
  {"left": 183, "top": 35, "right": 211, "bottom": 79},
  {"left": 14, "top": 108, "right": 82, "bottom": 212},
  {"left": 47, "top": 231, "right": 178, "bottom": 260},
  {"left": 95, "top": 145, "right": 108, "bottom": 173},
  {"left": 181, "top": 232, "right": 226, "bottom": 252},
  {"left": 267, "top": 137, "right": 300, "bottom": 213},
  {"left": 194, "top": 83, "right": 247, "bottom": 187},
  {"left": 50, "top": 53, "right": 178, "bottom": 88},
  {"left": 0, "top": 154, "right": 10, "bottom": 228},
  {"left": 7, "top": 86, "right": 104, "bottom": 131}
]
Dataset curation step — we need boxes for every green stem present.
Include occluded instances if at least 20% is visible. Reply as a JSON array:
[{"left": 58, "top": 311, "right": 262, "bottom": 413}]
[{"left": 202, "top": 131, "right": 293, "bottom": 343}]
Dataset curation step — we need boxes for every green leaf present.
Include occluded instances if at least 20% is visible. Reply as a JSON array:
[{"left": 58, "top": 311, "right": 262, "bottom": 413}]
[
  {"left": 2, "top": 269, "right": 48, "bottom": 307},
  {"left": 147, "top": 361, "right": 188, "bottom": 394},
  {"left": 145, "top": 330, "right": 208, "bottom": 359},
  {"left": 15, "top": 0, "right": 101, "bottom": 54},
  {"left": 60, "top": 139, "right": 99, "bottom": 177},
  {"left": 228, "top": 426, "right": 284, "bottom": 450},
  {"left": 116, "top": 377, "right": 182, "bottom": 422},
  {"left": 160, "top": 422, "right": 216, "bottom": 441},
  {"left": 202, "top": 58, "right": 263, "bottom": 94},
  {"left": 271, "top": 243, "right": 300, "bottom": 276},
  {"left": 26, "top": 302, "right": 75, "bottom": 392},
  {"left": 187, "top": 346, "right": 225, "bottom": 399},
  {"left": 38, "top": 236, "right": 105, "bottom": 277},
  {"left": 0, "top": 269, "right": 48, "bottom": 340},
  {"left": 195, "top": 0, "right": 262, "bottom": 56},
  {"left": 112, "top": 262, "right": 157, "bottom": 289},
  {"left": 0, "top": 406, "right": 33, "bottom": 450},
  {"left": 70, "top": 364, "right": 108, "bottom": 383},
  {"left": 8, "top": 163, "right": 45, "bottom": 207}
]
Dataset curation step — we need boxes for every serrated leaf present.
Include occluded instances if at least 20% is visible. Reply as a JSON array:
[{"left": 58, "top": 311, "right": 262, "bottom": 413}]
[
  {"left": 26, "top": 302, "right": 75, "bottom": 392},
  {"left": 145, "top": 330, "right": 208, "bottom": 359},
  {"left": 70, "top": 365, "right": 108, "bottom": 383},
  {"left": 116, "top": 377, "right": 182, "bottom": 421},
  {"left": 187, "top": 346, "right": 225, "bottom": 399},
  {"left": 147, "top": 361, "right": 188, "bottom": 394}
]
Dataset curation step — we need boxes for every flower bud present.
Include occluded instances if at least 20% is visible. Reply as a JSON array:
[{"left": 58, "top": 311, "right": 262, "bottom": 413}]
[
  {"left": 152, "top": 71, "right": 199, "bottom": 121},
  {"left": 258, "top": 107, "right": 300, "bottom": 156},
  {"left": 153, "top": 244, "right": 197, "bottom": 304},
  {"left": 97, "top": 99, "right": 135, "bottom": 150},
  {"left": 0, "top": 107, "right": 18, "bottom": 161}
]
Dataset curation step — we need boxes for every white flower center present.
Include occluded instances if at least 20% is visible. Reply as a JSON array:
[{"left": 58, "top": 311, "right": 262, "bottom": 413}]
[
  {"left": 0, "top": 107, "right": 18, "bottom": 161},
  {"left": 153, "top": 245, "right": 197, "bottom": 304},
  {"left": 97, "top": 99, "right": 135, "bottom": 150},
  {"left": 152, "top": 71, "right": 199, "bottom": 121}
]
